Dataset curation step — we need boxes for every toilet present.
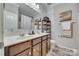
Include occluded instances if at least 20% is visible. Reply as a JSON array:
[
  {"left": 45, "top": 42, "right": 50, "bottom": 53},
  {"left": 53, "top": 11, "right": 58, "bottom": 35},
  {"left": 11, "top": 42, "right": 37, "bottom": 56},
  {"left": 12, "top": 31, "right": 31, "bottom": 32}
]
[{"left": 50, "top": 40, "right": 57, "bottom": 49}]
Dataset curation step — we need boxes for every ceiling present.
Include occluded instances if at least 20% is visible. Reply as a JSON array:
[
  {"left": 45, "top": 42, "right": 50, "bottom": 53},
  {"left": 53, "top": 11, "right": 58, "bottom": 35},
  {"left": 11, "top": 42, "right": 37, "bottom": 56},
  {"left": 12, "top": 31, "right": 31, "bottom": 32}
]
[
  {"left": 18, "top": 3, "right": 40, "bottom": 17},
  {"left": 18, "top": 3, "right": 58, "bottom": 17}
]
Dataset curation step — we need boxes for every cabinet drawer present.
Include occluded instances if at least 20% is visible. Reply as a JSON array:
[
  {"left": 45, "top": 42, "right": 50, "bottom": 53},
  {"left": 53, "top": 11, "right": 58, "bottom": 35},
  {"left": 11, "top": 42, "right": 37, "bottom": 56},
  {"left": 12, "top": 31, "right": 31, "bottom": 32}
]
[
  {"left": 42, "top": 40, "right": 47, "bottom": 56},
  {"left": 42, "top": 36, "right": 47, "bottom": 41},
  {"left": 17, "top": 49, "right": 31, "bottom": 56},
  {"left": 9, "top": 41, "right": 31, "bottom": 56},
  {"left": 33, "top": 43, "right": 41, "bottom": 56},
  {"left": 33, "top": 38, "right": 41, "bottom": 45}
]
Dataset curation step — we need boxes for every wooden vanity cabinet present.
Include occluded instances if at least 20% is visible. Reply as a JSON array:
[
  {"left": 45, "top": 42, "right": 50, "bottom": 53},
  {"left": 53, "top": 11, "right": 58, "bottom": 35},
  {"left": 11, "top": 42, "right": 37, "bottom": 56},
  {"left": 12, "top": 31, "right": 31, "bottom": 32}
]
[{"left": 5, "top": 35, "right": 49, "bottom": 56}]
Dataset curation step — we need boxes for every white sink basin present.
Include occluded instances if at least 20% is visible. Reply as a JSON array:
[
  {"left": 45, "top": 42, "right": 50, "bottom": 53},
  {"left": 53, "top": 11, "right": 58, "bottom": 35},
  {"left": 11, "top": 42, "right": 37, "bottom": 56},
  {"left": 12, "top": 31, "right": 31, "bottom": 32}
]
[
  {"left": 4, "top": 35, "right": 33, "bottom": 46},
  {"left": 4, "top": 35, "right": 19, "bottom": 40},
  {"left": 4, "top": 34, "right": 33, "bottom": 42}
]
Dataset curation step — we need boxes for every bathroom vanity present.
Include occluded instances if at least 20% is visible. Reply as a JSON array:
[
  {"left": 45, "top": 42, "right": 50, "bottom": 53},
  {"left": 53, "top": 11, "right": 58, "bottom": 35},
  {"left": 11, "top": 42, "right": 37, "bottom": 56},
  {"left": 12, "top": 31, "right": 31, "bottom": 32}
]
[{"left": 4, "top": 33, "right": 50, "bottom": 56}]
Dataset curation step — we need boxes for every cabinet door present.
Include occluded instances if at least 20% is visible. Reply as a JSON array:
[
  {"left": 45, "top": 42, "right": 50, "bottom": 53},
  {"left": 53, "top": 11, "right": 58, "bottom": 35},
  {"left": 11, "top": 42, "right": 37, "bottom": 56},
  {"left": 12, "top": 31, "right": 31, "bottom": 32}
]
[
  {"left": 46, "top": 39, "right": 48, "bottom": 53},
  {"left": 9, "top": 41, "right": 31, "bottom": 56},
  {"left": 42, "top": 40, "right": 47, "bottom": 56},
  {"left": 17, "top": 49, "right": 31, "bottom": 56},
  {"left": 33, "top": 43, "right": 41, "bottom": 56}
]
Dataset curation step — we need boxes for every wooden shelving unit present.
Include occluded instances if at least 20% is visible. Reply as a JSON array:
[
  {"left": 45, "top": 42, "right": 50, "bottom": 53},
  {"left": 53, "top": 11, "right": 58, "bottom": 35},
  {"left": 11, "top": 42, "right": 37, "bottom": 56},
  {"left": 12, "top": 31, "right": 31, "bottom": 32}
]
[
  {"left": 42, "top": 17, "right": 51, "bottom": 50},
  {"left": 42, "top": 17, "right": 51, "bottom": 39},
  {"left": 34, "top": 17, "right": 51, "bottom": 39}
]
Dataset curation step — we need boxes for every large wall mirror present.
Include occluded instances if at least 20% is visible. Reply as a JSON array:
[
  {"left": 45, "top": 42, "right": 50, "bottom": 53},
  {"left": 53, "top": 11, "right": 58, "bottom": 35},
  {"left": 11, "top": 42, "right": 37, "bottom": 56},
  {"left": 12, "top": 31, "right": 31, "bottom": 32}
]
[
  {"left": 20, "top": 14, "right": 32, "bottom": 34},
  {"left": 4, "top": 11, "right": 32, "bottom": 36},
  {"left": 4, "top": 10, "right": 18, "bottom": 33}
]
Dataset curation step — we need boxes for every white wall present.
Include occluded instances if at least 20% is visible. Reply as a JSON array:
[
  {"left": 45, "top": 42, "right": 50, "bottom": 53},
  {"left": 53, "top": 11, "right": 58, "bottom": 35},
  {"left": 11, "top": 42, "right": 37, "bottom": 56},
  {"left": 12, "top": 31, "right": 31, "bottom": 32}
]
[
  {"left": 0, "top": 3, "right": 4, "bottom": 56},
  {"left": 77, "top": 13, "right": 79, "bottom": 50},
  {"left": 76, "top": 4, "right": 79, "bottom": 50},
  {"left": 0, "top": 4, "right": 3, "bottom": 42},
  {"left": 39, "top": 4, "right": 47, "bottom": 17},
  {"left": 47, "top": 3, "right": 79, "bottom": 50}
]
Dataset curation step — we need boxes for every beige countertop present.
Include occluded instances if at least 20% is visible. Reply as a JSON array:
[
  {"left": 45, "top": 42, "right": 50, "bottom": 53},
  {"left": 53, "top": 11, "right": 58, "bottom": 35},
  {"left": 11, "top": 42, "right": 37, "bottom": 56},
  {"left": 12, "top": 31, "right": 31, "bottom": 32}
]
[{"left": 4, "top": 33, "right": 49, "bottom": 47}]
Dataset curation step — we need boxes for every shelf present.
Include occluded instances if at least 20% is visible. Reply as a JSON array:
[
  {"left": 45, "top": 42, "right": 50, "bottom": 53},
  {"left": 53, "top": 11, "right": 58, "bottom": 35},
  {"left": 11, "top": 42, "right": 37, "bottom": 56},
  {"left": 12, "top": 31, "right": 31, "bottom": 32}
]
[{"left": 46, "top": 24, "right": 51, "bottom": 26}]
